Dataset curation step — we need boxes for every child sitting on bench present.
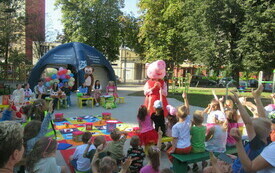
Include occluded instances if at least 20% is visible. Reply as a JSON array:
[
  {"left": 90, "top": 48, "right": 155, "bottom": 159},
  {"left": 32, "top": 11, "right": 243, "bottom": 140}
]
[
  {"left": 190, "top": 110, "right": 207, "bottom": 171},
  {"left": 167, "top": 92, "right": 192, "bottom": 161}
]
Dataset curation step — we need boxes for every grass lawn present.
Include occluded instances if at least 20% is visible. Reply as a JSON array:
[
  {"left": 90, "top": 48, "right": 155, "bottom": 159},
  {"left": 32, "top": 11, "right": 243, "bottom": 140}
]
[{"left": 128, "top": 87, "right": 273, "bottom": 108}]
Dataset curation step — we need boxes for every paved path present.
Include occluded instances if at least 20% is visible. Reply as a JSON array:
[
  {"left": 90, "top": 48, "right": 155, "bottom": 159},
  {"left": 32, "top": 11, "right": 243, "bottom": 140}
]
[{"left": 53, "top": 85, "right": 204, "bottom": 172}]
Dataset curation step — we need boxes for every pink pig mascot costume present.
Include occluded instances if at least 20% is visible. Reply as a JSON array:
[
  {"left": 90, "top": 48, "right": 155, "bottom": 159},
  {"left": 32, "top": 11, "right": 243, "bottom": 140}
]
[{"left": 144, "top": 60, "right": 168, "bottom": 116}]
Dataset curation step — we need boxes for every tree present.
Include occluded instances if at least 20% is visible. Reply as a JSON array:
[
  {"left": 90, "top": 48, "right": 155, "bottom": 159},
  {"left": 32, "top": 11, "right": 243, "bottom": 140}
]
[
  {"left": 0, "top": 0, "right": 25, "bottom": 65},
  {"left": 119, "top": 14, "right": 145, "bottom": 57},
  {"left": 238, "top": 0, "right": 275, "bottom": 76},
  {"left": 56, "top": 0, "right": 124, "bottom": 62}
]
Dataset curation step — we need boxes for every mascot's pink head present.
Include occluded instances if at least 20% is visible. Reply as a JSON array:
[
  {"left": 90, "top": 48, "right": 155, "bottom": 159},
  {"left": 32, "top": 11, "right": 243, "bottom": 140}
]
[{"left": 146, "top": 60, "right": 166, "bottom": 79}]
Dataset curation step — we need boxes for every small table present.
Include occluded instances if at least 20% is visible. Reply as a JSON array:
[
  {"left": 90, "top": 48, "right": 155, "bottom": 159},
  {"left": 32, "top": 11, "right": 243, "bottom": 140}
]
[{"left": 78, "top": 97, "right": 94, "bottom": 108}]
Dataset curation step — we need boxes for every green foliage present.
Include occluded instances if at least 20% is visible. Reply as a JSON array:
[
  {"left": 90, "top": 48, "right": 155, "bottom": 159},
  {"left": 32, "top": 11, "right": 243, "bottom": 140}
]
[
  {"left": 138, "top": 0, "right": 189, "bottom": 63},
  {"left": 55, "top": 0, "right": 124, "bottom": 61},
  {"left": 119, "top": 14, "right": 145, "bottom": 57},
  {"left": 238, "top": 0, "right": 275, "bottom": 74},
  {"left": 138, "top": 0, "right": 275, "bottom": 83},
  {"left": 0, "top": 0, "right": 25, "bottom": 64}
]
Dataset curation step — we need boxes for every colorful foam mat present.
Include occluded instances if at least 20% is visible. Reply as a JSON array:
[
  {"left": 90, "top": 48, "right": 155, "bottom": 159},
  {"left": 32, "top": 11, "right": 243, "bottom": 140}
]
[{"left": 53, "top": 115, "right": 137, "bottom": 147}]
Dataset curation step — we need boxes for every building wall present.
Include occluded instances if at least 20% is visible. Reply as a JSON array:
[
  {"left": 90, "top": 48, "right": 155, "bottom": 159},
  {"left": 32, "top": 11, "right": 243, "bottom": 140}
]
[
  {"left": 32, "top": 42, "right": 61, "bottom": 65},
  {"left": 112, "top": 48, "right": 146, "bottom": 83},
  {"left": 25, "top": 0, "right": 45, "bottom": 63}
]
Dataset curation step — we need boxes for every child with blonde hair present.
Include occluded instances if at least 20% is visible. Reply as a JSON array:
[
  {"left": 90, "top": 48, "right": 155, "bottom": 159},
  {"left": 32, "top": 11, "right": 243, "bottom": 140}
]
[
  {"left": 167, "top": 92, "right": 192, "bottom": 162},
  {"left": 226, "top": 110, "right": 239, "bottom": 147}
]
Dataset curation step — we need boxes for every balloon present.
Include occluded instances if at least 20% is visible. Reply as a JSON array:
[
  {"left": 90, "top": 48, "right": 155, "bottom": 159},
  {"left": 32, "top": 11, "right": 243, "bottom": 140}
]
[
  {"left": 63, "top": 69, "right": 68, "bottom": 74},
  {"left": 51, "top": 74, "right": 57, "bottom": 79},
  {"left": 45, "top": 77, "right": 51, "bottom": 82},
  {"left": 52, "top": 69, "right": 58, "bottom": 74},
  {"left": 45, "top": 82, "right": 50, "bottom": 87},
  {"left": 67, "top": 70, "right": 71, "bottom": 74},
  {"left": 53, "top": 79, "right": 60, "bottom": 83},
  {"left": 68, "top": 82, "right": 74, "bottom": 87},
  {"left": 49, "top": 80, "right": 54, "bottom": 84},
  {"left": 70, "top": 73, "right": 74, "bottom": 77},
  {"left": 65, "top": 75, "right": 70, "bottom": 79},
  {"left": 59, "top": 67, "right": 64, "bottom": 71},
  {"left": 57, "top": 71, "right": 62, "bottom": 76},
  {"left": 60, "top": 74, "right": 66, "bottom": 79},
  {"left": 62, "top": 79, "right": 69, "bottom": 83},
  {"left": 69, "top": 78, "right": 75, "bottom": 82},
  {"left": 58, "top": 83, "right": 64, "bottom": 88}
]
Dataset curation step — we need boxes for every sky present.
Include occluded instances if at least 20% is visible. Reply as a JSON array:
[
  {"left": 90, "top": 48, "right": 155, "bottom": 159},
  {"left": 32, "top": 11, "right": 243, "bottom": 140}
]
[{"left": 46, "top": 0, "right": 140, "bottom": 42}]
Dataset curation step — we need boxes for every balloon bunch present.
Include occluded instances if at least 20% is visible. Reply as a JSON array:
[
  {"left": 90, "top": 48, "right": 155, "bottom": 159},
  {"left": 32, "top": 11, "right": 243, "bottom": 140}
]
[{"left": 45, "top": 67, "right": 75, "bottom": 88}]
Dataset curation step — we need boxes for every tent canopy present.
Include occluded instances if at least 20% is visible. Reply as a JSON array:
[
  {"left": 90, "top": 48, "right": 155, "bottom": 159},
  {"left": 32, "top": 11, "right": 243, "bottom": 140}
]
[{"left": 28, "top": 42, "right": 116, "bottom": 89}]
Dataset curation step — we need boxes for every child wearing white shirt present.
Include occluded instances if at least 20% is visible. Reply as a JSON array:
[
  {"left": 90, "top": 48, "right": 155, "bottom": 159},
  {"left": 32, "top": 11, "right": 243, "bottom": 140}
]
[
  {"left": 69, "top": 132, "right": 95, "bottom": 172},
  {"left": 167, "top": 92, "right": 192, "bottom": 162}
]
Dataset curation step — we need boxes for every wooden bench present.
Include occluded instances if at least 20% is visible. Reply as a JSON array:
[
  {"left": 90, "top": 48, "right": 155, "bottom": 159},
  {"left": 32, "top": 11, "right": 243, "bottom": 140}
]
[{"left": 172, "top": 147, "right": 237, "bottom": 173}]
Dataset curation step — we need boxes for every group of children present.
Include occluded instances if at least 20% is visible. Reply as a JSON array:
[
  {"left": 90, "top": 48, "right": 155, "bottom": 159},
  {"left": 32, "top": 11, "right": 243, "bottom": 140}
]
[
  {"left": 1, "top": 83, "right": 275, "bottom": 173},
  {"left": 78, "top": 80, "right": 119, "bottom": 107}
]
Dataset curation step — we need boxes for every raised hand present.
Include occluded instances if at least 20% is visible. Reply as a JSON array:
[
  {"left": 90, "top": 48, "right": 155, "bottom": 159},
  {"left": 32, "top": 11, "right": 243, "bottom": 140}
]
[
  {"left": 219, "top": 96, "right": 224, "bottom": 103},
  {"left": 182, "top": 92, "right": 187, "bottom": 99},
  {"left": 121, "top": 157, "right": 132, "bottom": 172},
  {"left": 239, "top": 97, "right": 247, "bottom": 105},
  {"left": 96, "top": 144, "right": 104, "bottom": 152},
  {"left": 88, "top": 137, "right": 93, "bottom": 145},
  {"left": 252, "top": 84, "right": 263, "bottom": 98}
]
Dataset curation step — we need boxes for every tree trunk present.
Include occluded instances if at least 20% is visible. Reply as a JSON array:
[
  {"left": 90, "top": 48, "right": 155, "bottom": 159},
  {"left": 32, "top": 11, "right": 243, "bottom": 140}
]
[{"left": 232, "top": 67, "right": 240, "bottom": 88}]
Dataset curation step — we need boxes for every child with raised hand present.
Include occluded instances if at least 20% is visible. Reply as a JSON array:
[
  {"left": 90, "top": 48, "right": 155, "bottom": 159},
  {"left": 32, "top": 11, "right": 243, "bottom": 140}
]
[
  {"left": 127, "top": 136, "right": 145, "bottom": 173},
  {"left": 231, "top": 128, "right": 275, "bottom": 173},
  {"left": 206, "top": 99, "right": 226, "bottom": 130},
  {"left": 140, "top": 128, "right": 163, "bottom": 173},
  {"left": 83, "top": 135, "right": 108, "bottom": 161},
  {"left": 91, "top": 144, "right": 132, "bottom": 173},
  {"left": 137, "top": 101, "right": 158, "bottom": 154},
  {"left": 205, "top": 113, "right": 228, "bottom": 154},
  {"left": 106, "top": 128, "right": 128, "bottom": 164},
  {"left": 167, "top": 92, "right": 192, "bottom": 162},
  {"left": 229, "top": 90, "right": 271, "bottom": 172},
  {"left": 23, "top": 101, "right": 54, "bottom": 155},
  {"left": 70, "top": 132, "right": 95, "bottom": 172},
  {"left": 25, "top": 137, "right": 66, "bottom": 173},
  {"left": 226, "top": 110, "right": 239, "bottom": 147},
  {"left": 190, "top": 110, "right": 206, "bottom": 171}
]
